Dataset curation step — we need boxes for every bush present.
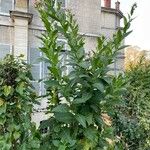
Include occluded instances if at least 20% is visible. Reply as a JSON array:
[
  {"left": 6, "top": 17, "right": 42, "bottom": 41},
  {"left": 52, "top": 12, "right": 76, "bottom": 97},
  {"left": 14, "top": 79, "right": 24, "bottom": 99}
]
[
  {"left": 37, "top": 0, "right": 136, "bottom": 149},
  {"left": 0, "top": 55, "right": 40, "bottom": 150},
  {"left": 113, "top": 58, "right": 150, "bottom": 150}
]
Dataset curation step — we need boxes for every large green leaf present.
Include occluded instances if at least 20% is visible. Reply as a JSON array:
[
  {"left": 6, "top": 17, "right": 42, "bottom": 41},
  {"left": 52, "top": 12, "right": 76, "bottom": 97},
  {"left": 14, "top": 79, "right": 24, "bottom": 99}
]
[
  {"left": 55, "top": 112, "right": 74, "bottom": 123},
  {"left": 44, "top": 80, "right": 59, "bottom": 88},
  {"left": 52, "top": 104, "right": 69, "bottom": 113},
  {"left": 16, "top": 82, "right": 25, "bottom": 95},
  {"left": 86, "top": 114, "right": 93, "bottom": 126},
  {"left": 93, "top": 81, "right": 104, "bottom": 93},
  {"left": 84, "top": 127, "right": 98, "bottom": 142},
  {"left": 52, "top": 140, "right": 60, "bottom": 147},
  {"left": 58, "top": 145, "right": 66, "bottom": 150},
  {"left": 75, "top": 114, "right": 87, "bottom": 128},
  {"left": 60, "top": 128, "right": 76, "bottom": 146},
  {"left": 73, "top": 93, "right": 92, "bottom": 104}
]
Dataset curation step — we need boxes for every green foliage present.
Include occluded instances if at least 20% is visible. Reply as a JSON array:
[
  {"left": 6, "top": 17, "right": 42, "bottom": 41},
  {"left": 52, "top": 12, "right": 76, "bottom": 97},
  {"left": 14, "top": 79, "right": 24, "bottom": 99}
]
[
  {"left": 0, "top": 55, "right": 40, "bottom": 150},
  {"left": 37, "top": 0, "right": 136, "bottom": 149},
  {"left": 113, "top": 58, "right": 150, "bottom": 150}
]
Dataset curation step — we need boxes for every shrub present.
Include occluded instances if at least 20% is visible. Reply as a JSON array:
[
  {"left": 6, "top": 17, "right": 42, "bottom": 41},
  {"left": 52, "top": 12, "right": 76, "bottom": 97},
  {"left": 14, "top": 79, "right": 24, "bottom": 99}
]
[
  {"left": 113, "top": 58, "right": 150, "bottom": 150},
  {"left": 0, "top": 55, "right": 40, "bottom": 150},
  {"left": 37, "top": 0, "right": 136, "bottom": 149}
]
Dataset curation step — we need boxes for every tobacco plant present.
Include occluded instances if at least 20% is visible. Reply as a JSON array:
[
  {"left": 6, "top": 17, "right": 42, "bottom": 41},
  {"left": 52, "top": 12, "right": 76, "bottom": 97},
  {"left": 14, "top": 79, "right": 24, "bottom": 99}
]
[{"left": 37, "top": 0, "right": 136, "bottom": 149}]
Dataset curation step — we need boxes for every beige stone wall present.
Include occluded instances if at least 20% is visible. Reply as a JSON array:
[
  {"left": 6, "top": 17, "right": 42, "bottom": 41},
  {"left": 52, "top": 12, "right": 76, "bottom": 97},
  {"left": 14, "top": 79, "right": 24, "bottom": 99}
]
[
  {"left": 68, "top": 0, "right": 101, "bottom": 35},
  {"left": 13, "top": 18, "right": 29, "bottom": 59},
  {"left": 83, "top": 36, "right": 98, "bottom": 53},
  {"left": 101, "top": 28, "right": 115, "bottom": 39},
  {"left": 101, "top": 10, "right": 122, "bottom": 39},
  {"left": 67, "top": 0, "right": 101, "bottom": 53},
  {"left": 15, "top": 0, "right": 28, "bottom": 12},
  {"left": 101, "top": 12, "right": 116, "bottom": 29}
]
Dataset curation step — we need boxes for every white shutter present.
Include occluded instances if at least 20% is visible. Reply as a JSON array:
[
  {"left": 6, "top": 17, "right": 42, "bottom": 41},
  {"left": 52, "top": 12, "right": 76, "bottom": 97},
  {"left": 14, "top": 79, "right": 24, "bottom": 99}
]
[
  {"left": 0, "top": 0, "right": 13, "bottom": 14},
  {"left": 0, "top": 44, "right": 10, "bottom": 59}
]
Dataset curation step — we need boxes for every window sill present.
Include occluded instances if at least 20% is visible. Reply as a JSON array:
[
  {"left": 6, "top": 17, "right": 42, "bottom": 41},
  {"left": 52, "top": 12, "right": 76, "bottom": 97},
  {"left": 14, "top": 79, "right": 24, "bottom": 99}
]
[{"left": 0, "top": 12, "right": 10, "bottom": 17}]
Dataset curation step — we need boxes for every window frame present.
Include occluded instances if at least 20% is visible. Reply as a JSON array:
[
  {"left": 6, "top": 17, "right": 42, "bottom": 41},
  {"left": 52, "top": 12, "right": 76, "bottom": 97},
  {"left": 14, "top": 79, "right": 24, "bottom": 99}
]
[{"left": 0, "top": 0, "right": 14, "bottom": 16}]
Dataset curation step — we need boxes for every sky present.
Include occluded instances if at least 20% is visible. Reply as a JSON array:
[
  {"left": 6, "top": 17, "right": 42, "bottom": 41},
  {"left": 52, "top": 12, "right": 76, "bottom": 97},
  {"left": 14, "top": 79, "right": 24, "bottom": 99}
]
[{"left": 103, "top": 0, "right": 150, "bottom": 50}]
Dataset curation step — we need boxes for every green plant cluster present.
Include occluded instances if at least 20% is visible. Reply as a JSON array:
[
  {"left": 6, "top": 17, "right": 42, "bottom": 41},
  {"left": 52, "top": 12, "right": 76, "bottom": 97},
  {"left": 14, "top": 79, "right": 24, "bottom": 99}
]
[
  {"left": 0, "top": 0, "right": 138, "bottom": 149},
  {"left": 37, "top": 0, "right": 136, "bottom": 149},
  {"left": 114, "top": 59, "right": 150, "bottom": 150},
  {"left": 0, "top": 55, "right": 40, "bottom": 150}
]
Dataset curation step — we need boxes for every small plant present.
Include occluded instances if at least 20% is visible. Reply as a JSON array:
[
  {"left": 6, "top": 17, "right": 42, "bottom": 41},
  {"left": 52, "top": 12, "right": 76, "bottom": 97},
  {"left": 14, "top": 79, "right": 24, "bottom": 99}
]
[
  {"left": 0, "top": 55, "right": 40, "bottom": 150},
  {"left": 37, "top": 0, "right": 136, "bottom": 149}
]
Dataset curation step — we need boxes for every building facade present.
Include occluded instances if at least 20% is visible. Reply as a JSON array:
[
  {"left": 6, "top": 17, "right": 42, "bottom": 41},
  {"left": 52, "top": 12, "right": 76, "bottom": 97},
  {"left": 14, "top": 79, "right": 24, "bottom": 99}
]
[{"left": 0, "top": 0, "right": 123, "bottom": 125}]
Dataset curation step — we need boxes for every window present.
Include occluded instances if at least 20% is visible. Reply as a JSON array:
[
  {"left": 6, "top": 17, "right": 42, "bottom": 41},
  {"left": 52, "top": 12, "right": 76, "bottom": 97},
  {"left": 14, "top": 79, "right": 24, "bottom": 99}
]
[
  {"left": 0, "top": 44, "right": 11, "bottom": 59},
  {"left": 28, "top": 47, "right": 43, "bottom": 95},
  {"left": 0, "top": 0, "right": 13, "bottom": 14}
]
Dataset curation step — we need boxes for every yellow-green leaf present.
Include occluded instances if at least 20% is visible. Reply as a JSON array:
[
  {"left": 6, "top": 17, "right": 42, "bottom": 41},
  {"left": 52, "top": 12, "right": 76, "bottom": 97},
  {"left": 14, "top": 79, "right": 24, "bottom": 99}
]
[
  {"left": 17, "top": 104, "right": 21, "bottom": 109},
  {"left": 3, "top": 85, "right": 13, "bottom": 96},
  {"left": 0, "top": 98, "right": 4, "bottom": 106},
  {"left": 13, "top": 132, "right": 20, "bottom": 140}
]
